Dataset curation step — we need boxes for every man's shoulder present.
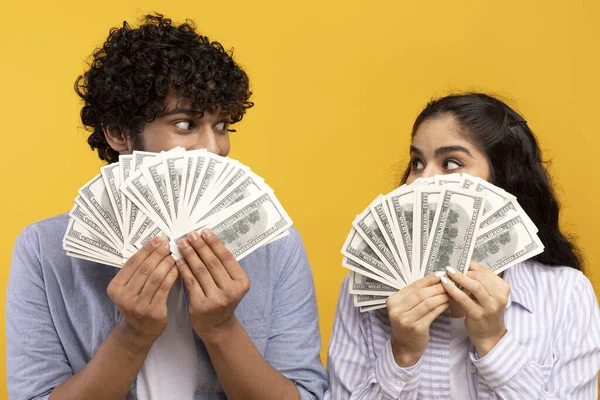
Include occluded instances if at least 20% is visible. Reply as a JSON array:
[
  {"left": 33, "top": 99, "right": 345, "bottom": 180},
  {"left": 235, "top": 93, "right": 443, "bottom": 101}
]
[
  {"left": 15, "top": 213, "right": 69, "bottom": 247},
  {"left": 12, "top": 212, "right": 72, "bottom": 269}
]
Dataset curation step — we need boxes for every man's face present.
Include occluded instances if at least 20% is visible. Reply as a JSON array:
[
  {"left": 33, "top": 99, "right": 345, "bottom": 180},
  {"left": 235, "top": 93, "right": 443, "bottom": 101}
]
[{"left": 116, "top": 94, "right": 232, "bottom": 156}]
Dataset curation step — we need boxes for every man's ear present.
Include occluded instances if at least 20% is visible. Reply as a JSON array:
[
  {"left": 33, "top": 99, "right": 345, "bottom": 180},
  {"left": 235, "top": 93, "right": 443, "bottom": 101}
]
[{"left": 102, "top": 124, "right": 129, "bottom": 153}]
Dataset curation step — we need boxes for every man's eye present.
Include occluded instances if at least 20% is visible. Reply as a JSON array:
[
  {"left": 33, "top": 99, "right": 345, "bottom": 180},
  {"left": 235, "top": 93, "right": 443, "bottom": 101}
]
[
  {"left": 215, "top": 121, "right": 228, "bottom": 131},
  {"left": 175, "top": 121, "right": 194, "bottom": 130},
  {"left": 444, "top": 159, "right": 462, "bottom": 170}
]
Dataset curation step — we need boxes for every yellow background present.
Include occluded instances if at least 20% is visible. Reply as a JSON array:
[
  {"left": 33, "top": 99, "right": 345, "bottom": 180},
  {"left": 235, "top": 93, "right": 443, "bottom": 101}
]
[{"left": 1, "top": 0, "right": 599, "bottom": 396}]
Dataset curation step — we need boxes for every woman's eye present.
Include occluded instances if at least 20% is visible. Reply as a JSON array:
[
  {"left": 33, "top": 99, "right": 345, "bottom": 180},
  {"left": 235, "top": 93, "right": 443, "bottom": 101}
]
[
  {"left": 411, "top": 159, "right": 424, "bottom": 170},
  {"left": 444, "top": 159, "right": 462, "bottom": 170},
  {"left": 175, "top": 121, "right": 194, "bottom": 131},
  {"left": 215, "top": 121, "right": 228, "bottom": 131}
]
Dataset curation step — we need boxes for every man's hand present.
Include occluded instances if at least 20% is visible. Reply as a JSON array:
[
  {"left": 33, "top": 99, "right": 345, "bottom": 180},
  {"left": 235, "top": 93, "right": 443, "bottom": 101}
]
[
  {"left": 176, "top": 229, "right": 250, "bottom": 343},
  {"left": 442, "top": 261, "right": 509, "bottom": 357},
  {"left": 106, "top": 236, "right": 179, "bottom": 345}
]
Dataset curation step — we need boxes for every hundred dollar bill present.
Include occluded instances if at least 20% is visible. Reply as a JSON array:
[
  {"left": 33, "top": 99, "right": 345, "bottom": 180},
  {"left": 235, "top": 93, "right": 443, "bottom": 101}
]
[
  {"left": 368, "top": 196, "right": 409, "bottom": 280},
  {"left": 170, "top": 190, "right": 292, "bottom": 261},
  {"left": 480, "top": 198, "right": 538, "bottom": 233},
  {"left": 465, "top": 177, "right": 514, "bottom": 216},
  {"left": 353, "top": 206, "right": 407, "bottom": 285},
  {"left": 342, "top": 227, "right": 400, "bottom": 286},
  {"left": 69, "top": 201, "right": 120, "bottom": 250},
  {"left": 142, "top": 156, "right": 176, "bottom": 225},
  {"left": 186, "top": 154, "right": 225, "bottom": 218},
  {"left": 192, "top": 172, "right": 267, "bottom": 228},
  {"left": 163, "top": 151, "right": 186, "bottom": 221},
  {"left": 359, "top": 303, "right": 387, "bottom": 312},
  {"left": 208, "top": 161, "right": 246, "bottom": 202},
  {"left": 435, "top": 173, "right": 461, "bottom": 186},
  {"left": 386, "top": 186, "right": 416, "bottom": 279},
  {"left": 412, "top": 177, "right": 435, "bottom": 185},
  {"left": 100, "top": 162, "right": 125, "bottom": 234},
  {"left": 459, "top": 173, "right": 477, "bottom": 190},
  {"left": 78, "top": 173, "right": 124, "bottom": 246},
  {"left": 63, "top": 219, "right": 124, "bottom": 263},
  {"left": 472, "top": 214, "right": 544, "bottom": 275},
  {"left": 348, "top": 271, "right": 397, "bottom": 296},
  {"left": 342, "top": 257, "right": 401, "bottom": 289},
  {"left": 412, "top": 186, "right": 442, "bottom": 279},
  {"left": 422, "top": 187, "right": 486, "bottom": 276},
  {"left": 123, "top": 168, "right": 171, "bottom": 235},
  {"left": 123, "top": 151, "right": 159, "bottom": 243},
  {"left": 353, "top": 293, "right": 387, "bottom": 307}
]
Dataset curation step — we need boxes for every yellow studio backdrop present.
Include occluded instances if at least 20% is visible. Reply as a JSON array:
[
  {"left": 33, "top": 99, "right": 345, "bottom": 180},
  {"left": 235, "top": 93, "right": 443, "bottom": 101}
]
[{"left": 1, "top": 0, "right": 599, "bottom": 396}]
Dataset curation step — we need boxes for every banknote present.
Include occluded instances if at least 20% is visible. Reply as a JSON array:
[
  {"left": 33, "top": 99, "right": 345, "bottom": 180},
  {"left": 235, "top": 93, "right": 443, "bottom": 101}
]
[
  {"left": 341, "top": 227, "right": 401, "bottom": 286},
  {"left": 348, "top": 271, "right": 397, "bottom": 296},
  {"left": 170, "top": 190, "right": 292, "bottom": 261},
  {"left": 342, "top": 174, "right": 544, "bottom": 312},
  {"left": 422, "top": 187, "right": 486, "bottom": 276},
  {"left": 472, "top": 214, "right": 544, "bottom": 274},
  {"left": 63, "top": 148, "right": 294, "bottom": 268},
  {"left": 353, "top": 205, "right": 407, "bottom": 285}
]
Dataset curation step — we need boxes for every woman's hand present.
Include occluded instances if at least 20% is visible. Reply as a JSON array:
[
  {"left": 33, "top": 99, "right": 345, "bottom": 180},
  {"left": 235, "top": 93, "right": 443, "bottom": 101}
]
[
  {"left": 442, "top": 260, "right": 509, "bottom": 357},
  {"left": 387, "top": 273, "right": 449, "bottom": 367}
]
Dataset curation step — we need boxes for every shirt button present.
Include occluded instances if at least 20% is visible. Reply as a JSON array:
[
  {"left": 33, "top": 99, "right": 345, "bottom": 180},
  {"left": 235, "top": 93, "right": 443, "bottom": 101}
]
[
  {"left": 469, "top": 365, "right": 476, "bottom": 373},
  {"left": 395, "top": 380, "right": 402, "bottom": 386}
]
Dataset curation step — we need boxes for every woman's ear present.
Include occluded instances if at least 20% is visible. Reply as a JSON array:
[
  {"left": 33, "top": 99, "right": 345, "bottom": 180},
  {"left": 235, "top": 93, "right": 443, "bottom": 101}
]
[{"left": 102, "top": 124, "right": 129, "bottom": 153}]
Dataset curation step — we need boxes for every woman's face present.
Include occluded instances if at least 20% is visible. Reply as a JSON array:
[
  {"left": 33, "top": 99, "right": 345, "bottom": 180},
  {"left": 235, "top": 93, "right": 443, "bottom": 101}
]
[{"left": 406, "top": 113, "right": 491, "bottom": 184}]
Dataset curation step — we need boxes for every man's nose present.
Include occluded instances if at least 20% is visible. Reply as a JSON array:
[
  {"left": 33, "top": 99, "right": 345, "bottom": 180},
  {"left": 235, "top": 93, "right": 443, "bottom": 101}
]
[{"left": 190, "top": 128, "right": 221, "bottom": 155}]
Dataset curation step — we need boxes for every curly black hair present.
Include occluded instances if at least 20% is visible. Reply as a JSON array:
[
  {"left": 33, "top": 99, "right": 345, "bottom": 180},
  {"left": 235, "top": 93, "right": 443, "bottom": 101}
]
[{"left": 75, "top": 13, "right": 254, "bottom": 163}]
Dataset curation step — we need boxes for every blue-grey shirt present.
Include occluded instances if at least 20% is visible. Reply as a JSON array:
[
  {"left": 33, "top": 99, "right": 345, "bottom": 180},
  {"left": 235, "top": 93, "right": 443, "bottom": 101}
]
[{"left": 6, "top": 214, "right": 327, "bottom": 400}]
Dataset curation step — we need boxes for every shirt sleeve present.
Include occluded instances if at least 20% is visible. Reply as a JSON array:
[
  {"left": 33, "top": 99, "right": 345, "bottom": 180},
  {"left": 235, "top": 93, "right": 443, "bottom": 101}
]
[
  {"left": 6, "top": 225, "right": 73, "bottom": 400},
  {"left": 471, "top": 272, "right": 600, "bottom": 399},
  {"left": 324, "top": 274, "right": 421, "bottom": 400},
  {"left": 262, "top": 229, "right": 328, "bottom": 400}
]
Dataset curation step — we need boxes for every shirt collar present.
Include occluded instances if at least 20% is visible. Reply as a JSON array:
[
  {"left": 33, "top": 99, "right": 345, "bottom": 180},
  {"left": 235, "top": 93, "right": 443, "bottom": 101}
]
[{"left": 503, "top": 262, "right": 535, "bottom": 313}]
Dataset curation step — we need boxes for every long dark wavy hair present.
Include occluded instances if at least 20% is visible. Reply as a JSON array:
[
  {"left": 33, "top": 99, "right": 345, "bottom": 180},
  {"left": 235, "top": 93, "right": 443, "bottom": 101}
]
[
  {"left": 75, "top": 13, "right": 253, "bottom": 163},
  {"left": 401, "top": 93, "right": 583, "bottom": 271}
]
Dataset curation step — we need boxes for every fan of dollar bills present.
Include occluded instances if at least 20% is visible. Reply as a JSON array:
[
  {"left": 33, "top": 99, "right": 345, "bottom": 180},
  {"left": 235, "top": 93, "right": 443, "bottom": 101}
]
[
  {"left": 342, "top": 173, "right": 544, "bottom": 312},
  {"left": 63, "top": 147, "right": 292, "bottom": 267}
]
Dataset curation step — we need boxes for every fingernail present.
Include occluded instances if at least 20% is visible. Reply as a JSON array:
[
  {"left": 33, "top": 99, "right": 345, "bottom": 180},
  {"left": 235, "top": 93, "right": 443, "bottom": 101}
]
[
  {"left": 188, "top": 231, "right": 199, "bottom": 241},
  {"left": 446, "top": 266, "right": 457, "bottom": 275},
  {"left": 201, "top": 229, "right": 213, "bottom": 239},
  {"left": 162, "top": 241, "right": 170, "bottom": 249},
  {"left": 441, "top": 276, "right": 449, "bottom": 285},
  {"left": 151, "top": 236, "right": 162, "bottom": 247},
  {"left": 435, "top": 271, "right": 446, "bottom": 278},
  {"left": 179, "top": 238, "right": 190, "bottom": 248},
  {"left": 176, "top": 258, "right": 185, "bottom": 266}
]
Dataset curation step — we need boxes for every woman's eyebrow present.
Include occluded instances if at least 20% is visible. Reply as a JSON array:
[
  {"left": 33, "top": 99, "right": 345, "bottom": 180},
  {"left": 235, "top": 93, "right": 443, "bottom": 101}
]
[
  {"left": 409, "top": 145, "right": 424, "bottom": 156},
  {"left": 435, "top": 145, "right": 474, "bottom": 158}
]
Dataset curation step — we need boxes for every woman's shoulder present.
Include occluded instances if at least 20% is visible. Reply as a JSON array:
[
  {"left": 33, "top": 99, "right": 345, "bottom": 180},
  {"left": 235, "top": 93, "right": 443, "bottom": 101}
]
[
  {"left": 505, "top": 260, "right": 595, "bottom": 310},
  {"left": 507, "top": 260, "right": 585, "bottom": 284}
]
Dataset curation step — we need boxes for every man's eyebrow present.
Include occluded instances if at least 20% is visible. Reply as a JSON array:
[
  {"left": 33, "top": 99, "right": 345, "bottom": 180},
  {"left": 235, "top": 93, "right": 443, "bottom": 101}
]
[
  {"left": 435, "top": 145, "right": 474, "bottom": 158},
  {"left": 160, "top": 108, "right": 199, "bottom": 117}
]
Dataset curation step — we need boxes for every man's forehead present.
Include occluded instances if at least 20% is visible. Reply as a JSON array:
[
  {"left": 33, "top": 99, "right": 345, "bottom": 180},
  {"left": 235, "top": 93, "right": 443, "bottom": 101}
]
[{"left": 163, "top": 95, "right": 227, "bottom": 116}]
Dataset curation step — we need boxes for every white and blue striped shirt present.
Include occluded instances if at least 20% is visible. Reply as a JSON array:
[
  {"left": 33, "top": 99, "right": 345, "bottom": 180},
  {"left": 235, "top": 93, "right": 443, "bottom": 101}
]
[{"left": 325, "top": 261, "right": 600, "bottom": 399}]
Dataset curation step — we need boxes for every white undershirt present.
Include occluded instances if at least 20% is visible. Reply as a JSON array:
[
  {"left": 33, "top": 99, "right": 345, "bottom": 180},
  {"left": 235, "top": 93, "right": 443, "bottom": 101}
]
[
  {"left": 137, "top": 279, "right": 199, "bottom": 400},
  {"left": 450, "top": 317, "right": 471, "bottom": 400}
]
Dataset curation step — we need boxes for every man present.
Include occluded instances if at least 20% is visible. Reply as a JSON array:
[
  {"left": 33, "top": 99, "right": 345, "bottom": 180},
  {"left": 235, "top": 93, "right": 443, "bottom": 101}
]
[{"left": 7, "top": 14, "right": 327, "bottom": 400}]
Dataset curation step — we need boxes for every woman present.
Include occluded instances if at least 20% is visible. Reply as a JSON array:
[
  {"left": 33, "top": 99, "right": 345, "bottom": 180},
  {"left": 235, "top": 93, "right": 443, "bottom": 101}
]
[{"left": 325, "top": 93, "right": 600, "bottom": 399}]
